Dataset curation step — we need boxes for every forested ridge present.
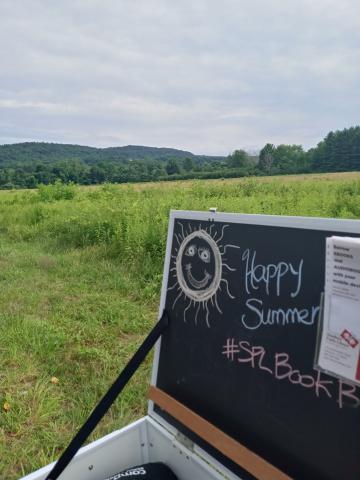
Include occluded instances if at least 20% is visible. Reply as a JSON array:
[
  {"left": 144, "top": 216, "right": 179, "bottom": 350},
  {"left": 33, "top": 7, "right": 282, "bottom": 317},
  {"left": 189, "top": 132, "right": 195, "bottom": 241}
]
[{"left": 0, "top": 125, "right": 359, "bottom": 189}]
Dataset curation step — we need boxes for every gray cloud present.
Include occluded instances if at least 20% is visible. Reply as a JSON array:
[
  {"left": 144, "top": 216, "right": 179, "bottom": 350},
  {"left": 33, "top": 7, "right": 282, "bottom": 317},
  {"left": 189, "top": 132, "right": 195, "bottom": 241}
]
[{"left": 0, "top": 0, "right": 359, "bottom": 154}]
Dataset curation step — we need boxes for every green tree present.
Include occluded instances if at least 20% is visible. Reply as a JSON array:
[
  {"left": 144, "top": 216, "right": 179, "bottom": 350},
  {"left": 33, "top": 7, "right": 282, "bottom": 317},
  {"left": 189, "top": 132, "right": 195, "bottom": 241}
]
[
  {"left": 165, "top": 159, "right": 180, "bottom": 175},
  {"left": 89, "top": 165, "right": 106, "bottom": 184},
  {"left": 311, "top": 126, "right": 360, "bottom": 172},
  {"left": 183, "top": 157, "right": 195, "bottom": 172},
  {"left": 273, "top": 145, "right": 306, "bottom": 172},
  {"left": 25, "top": 175, "right": 37, "bottom": 188},
  {"left": 258, "top": 144, "right": 275, "bottom": 173},
  {"left": 226, "top": 149, "right": 249, "bottom": 168}
]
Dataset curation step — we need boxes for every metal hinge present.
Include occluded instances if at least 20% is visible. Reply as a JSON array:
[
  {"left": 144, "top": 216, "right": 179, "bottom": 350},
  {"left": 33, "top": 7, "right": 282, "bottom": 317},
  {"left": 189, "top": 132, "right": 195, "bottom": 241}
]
[{"left": 174, "top": 432, "right": 194, "bottom": 452}]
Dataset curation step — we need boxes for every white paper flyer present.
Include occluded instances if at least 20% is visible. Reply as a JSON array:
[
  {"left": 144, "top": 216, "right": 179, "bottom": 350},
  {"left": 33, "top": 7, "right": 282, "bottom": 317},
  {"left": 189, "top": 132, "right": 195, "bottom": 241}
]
[{"left": 317, "top": 236, "right": 360, "bottom": 385}]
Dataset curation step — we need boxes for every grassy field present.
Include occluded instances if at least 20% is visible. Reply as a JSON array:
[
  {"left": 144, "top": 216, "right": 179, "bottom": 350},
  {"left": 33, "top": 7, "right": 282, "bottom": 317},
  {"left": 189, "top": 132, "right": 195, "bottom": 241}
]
[{"left": 1, "top": 172, "right": 360, "bottom": 479}]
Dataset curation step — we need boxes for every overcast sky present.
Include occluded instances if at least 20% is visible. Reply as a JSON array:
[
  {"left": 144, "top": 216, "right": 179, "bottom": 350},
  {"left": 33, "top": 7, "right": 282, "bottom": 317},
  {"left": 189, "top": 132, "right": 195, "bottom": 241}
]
[{"left": 0, "top": 0, "right": 359, "bottom": 155}]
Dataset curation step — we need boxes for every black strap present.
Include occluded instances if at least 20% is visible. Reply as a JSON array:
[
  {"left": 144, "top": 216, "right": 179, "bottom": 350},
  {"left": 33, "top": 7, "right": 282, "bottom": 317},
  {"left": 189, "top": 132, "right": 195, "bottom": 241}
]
[{"left": 45, "top": 310, "right": 170, "bottom": 480}]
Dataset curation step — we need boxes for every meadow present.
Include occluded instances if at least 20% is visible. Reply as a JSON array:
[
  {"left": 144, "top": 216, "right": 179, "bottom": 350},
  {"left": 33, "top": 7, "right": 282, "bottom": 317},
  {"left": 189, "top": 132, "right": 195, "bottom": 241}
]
[{"left": 1, "top": 172, "right": 360, "bottom": 479}]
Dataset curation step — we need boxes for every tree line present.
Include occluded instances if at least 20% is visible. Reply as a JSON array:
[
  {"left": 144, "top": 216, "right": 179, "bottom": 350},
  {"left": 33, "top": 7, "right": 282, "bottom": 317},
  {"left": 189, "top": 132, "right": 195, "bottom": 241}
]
[{"left": 0, "top": 125, "right": 359, "bottom": 189}]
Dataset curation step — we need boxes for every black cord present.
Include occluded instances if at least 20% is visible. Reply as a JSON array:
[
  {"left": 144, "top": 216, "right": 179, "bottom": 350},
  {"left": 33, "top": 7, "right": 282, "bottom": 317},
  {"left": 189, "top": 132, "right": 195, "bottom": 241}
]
[{"left": 45, "top": 310, "right": 170, "bottom": 480}]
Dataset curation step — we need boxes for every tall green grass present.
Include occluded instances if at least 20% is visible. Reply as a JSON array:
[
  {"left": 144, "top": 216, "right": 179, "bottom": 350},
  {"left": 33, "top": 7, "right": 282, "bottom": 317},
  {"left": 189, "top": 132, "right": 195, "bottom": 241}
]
[
  {"left": 3, "top": 175, "right": 360, "bottom": 258},
  {"left": 0, "top": 173, "right": 360, "bottom": 479}
]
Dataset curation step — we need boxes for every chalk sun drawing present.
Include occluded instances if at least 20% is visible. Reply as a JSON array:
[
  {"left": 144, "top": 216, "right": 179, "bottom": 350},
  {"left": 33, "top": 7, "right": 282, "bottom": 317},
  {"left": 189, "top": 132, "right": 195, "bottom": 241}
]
[{"left": 168, "top": 222, "right": 239, "bottom": 327}]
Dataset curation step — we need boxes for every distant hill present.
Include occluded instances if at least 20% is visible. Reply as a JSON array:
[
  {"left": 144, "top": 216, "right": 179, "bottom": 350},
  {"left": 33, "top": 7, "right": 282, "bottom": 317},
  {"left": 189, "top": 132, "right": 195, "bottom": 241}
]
[
  {"left": 0, "top": 125, "right": 358, "bottom": 190},
  {"left": 0, "top": 142, "right": 225, "bottom": 166}
]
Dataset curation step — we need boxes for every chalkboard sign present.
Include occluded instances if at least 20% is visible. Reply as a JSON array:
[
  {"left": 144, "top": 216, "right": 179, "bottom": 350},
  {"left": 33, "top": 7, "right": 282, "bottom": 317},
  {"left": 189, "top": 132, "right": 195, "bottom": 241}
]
[{"left": 151, "top": 211, "right": 360, "bottom": 480}]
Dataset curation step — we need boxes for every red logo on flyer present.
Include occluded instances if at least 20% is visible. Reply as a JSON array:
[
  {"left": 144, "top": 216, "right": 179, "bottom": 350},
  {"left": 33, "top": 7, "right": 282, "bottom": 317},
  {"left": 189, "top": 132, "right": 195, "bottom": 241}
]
[{"left": 341, "top": 329, "right": 359, "bottom": 348}]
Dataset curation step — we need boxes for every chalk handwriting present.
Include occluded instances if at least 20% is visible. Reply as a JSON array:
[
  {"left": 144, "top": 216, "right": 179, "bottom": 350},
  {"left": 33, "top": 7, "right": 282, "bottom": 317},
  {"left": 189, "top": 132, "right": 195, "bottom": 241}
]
[
  {"left": 242, "top": 249, "right": 303, "bottom": 298},
  {"left": 222, "top": 337, "right": 360, "bottom": 409},
  {"left": 241, "top": 298, "right": 320, "bottom": 330}
]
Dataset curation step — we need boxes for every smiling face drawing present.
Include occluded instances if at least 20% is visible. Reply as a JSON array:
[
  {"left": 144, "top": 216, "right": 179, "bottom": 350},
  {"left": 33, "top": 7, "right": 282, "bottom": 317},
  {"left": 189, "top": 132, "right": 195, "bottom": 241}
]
[
  {"left": 176, "top": 230, "right": 222, "bottom": 302},
  {"left": 168, "top": 222, "right": 238, "bottom": 327}
]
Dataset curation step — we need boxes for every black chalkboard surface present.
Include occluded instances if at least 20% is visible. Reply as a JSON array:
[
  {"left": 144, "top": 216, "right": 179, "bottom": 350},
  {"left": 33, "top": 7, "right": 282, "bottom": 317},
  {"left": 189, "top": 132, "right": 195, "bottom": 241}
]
[{"left": 152, "top": 211, "right": 360, "bottom": 480}]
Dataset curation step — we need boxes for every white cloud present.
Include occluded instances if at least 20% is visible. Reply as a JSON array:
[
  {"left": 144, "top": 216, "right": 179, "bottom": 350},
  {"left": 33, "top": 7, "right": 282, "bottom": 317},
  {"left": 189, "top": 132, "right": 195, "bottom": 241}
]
[
  {"left": 0, "top": 0, "right": 359, "bottom": 154},
  {"left": 0, "top": 99, "right": 80, "bottom": 114}
]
